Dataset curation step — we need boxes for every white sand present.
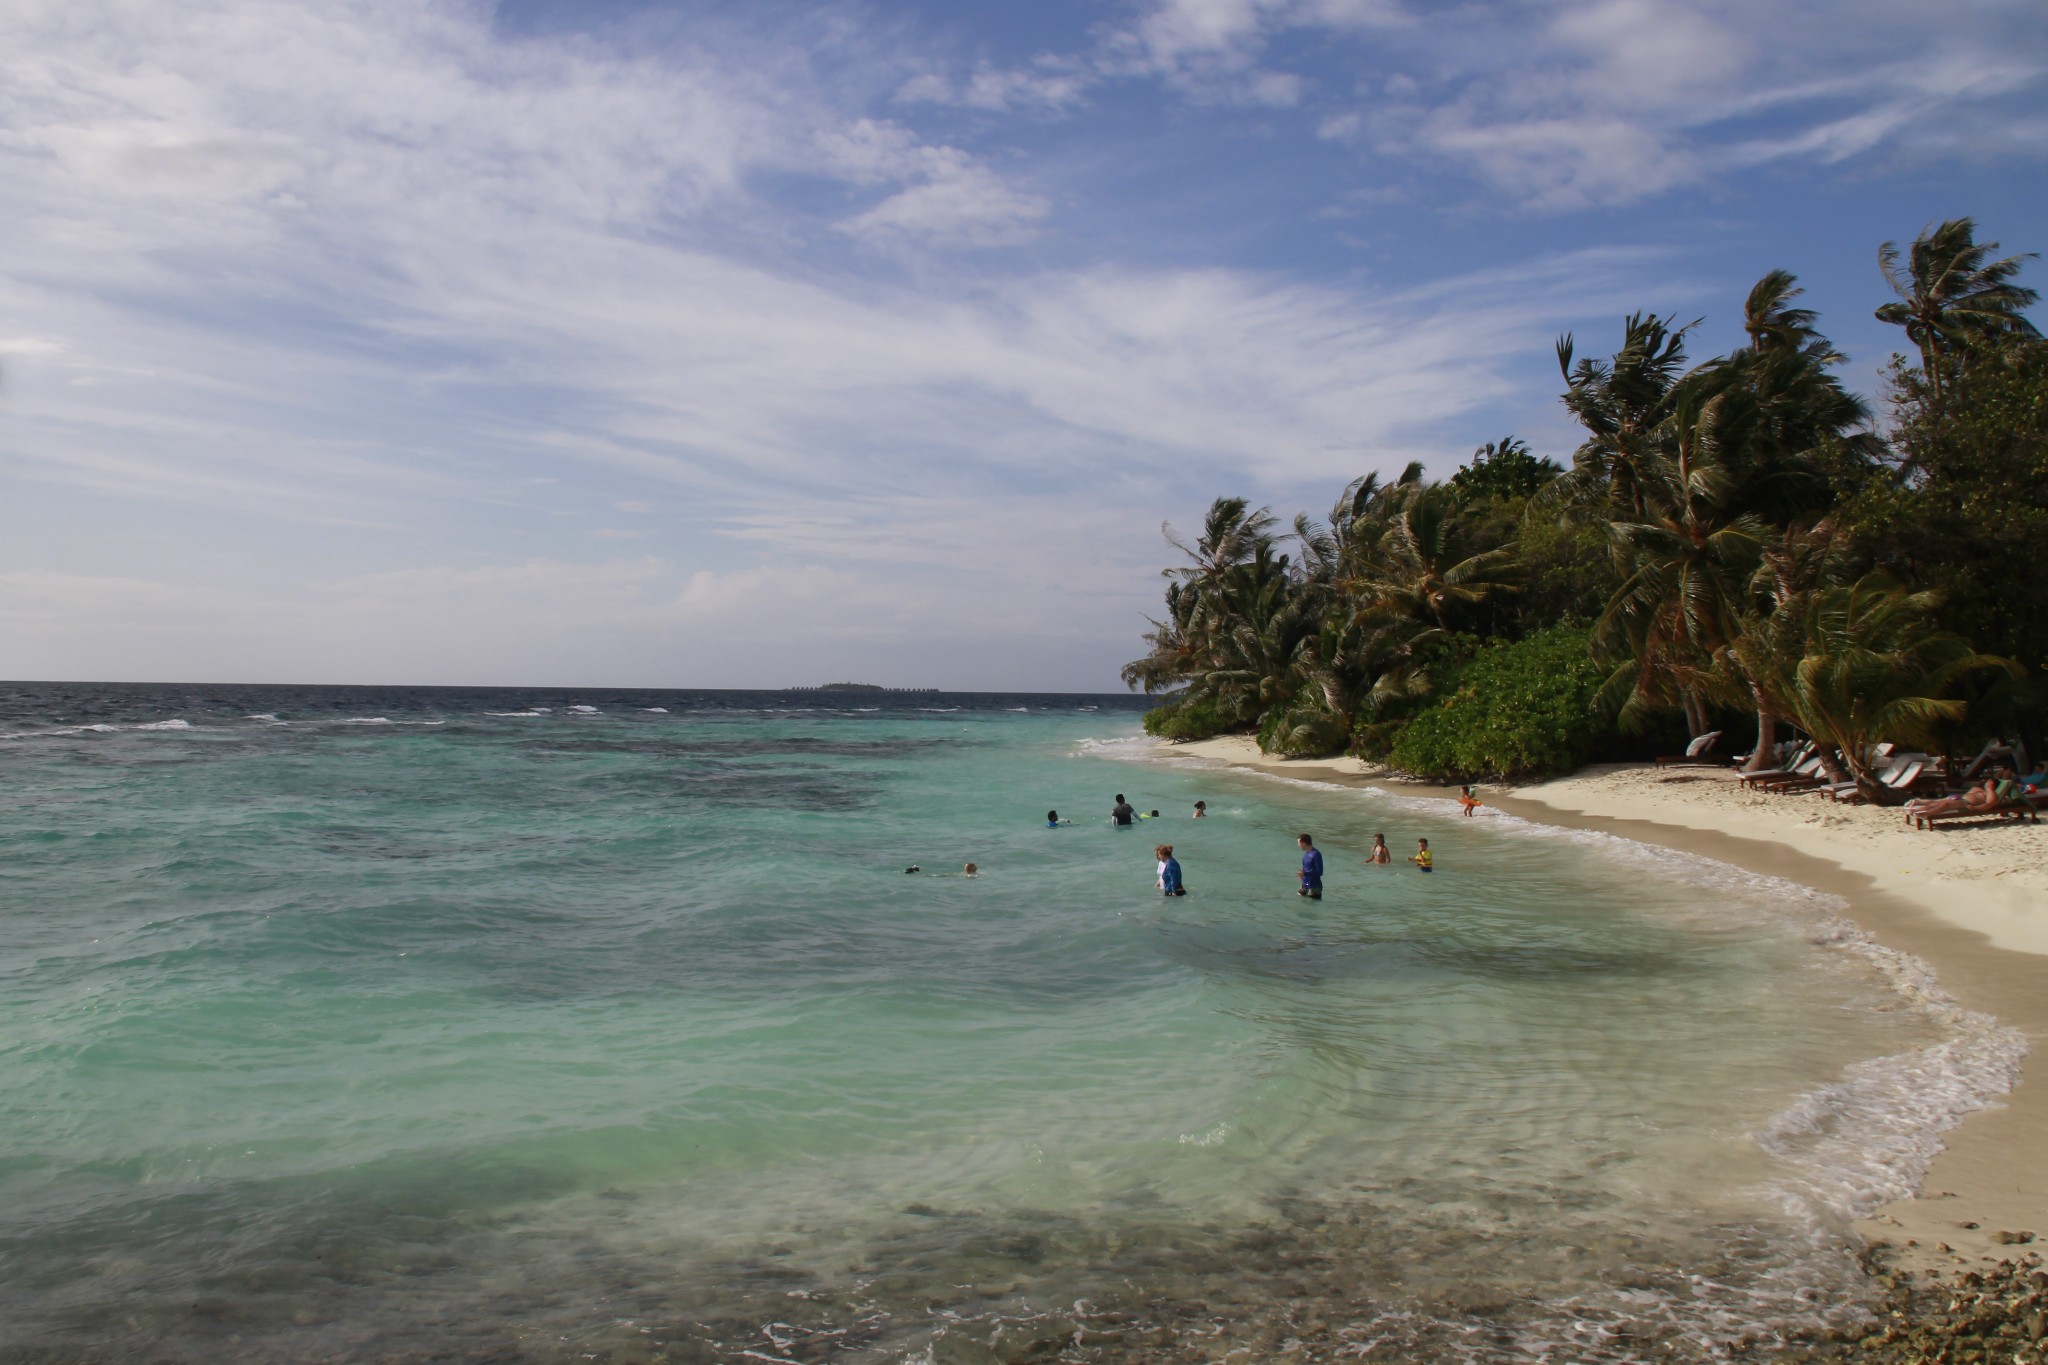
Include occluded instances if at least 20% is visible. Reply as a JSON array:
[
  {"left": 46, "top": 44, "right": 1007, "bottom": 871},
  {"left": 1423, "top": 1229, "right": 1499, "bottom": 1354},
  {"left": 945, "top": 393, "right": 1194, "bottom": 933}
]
[
  {"left": 1514, "top": 762, "right": 2048, "bottom": 958},
  {"left": 1160, "top": 737, "right": 2048, "bottom": 1272}
]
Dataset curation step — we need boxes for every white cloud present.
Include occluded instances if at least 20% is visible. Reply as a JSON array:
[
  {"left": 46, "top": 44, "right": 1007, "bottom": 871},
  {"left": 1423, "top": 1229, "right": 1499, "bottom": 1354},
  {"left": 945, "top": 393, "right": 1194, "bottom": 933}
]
[
  {"left": 1075, "top": 0, "right": 2048, "bottom": 207},
  {"left": 839, "top": 156, "right": 1050, "bottom": 244},
  {"left": 1416, "top": 114, "right": 1700, "bottom": 211},
  {"left": 813, "top": 118, "right": 1048, "bottom": 243},
  {"left": 893, "top": 62, "right": 1089, "bottom": 112}
]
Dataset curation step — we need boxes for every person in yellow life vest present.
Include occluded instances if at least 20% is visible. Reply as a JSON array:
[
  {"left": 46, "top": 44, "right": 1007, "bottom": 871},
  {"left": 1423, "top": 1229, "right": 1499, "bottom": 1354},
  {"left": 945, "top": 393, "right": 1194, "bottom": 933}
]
[{"left": 1409, "top": 837, "right": 1434, "bottom": 873}]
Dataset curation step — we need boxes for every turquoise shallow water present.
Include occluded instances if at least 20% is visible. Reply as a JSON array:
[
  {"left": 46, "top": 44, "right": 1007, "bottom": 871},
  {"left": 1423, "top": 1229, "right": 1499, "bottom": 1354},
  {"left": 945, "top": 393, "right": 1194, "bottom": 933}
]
[{"left": 0, "top": 685, "right": 2022, "bottom": 1363}]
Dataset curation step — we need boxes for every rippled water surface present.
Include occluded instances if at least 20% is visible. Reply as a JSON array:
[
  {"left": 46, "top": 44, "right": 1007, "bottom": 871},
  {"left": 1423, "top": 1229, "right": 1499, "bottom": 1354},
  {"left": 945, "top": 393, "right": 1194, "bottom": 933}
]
[{"left": 0, "top": 683, "right": 2020, "bottom": 1364}]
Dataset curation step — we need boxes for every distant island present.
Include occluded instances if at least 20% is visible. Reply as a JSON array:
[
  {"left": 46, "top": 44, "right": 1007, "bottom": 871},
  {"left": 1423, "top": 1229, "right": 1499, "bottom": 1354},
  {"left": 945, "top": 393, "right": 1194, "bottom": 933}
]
[{"left": 790, "top": 683, "right": 939, "bottom": 693}]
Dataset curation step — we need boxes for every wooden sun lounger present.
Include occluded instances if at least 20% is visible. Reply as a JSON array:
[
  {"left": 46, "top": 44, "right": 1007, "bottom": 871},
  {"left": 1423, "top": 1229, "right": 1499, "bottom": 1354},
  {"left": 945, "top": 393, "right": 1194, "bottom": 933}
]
[
  {"left": 1750, "top": 758, "right": 1829, "bottom": 792},
  {"left": 1738, "top": 748, "right": 1816, "bottom": 789},
  {"left": 1915, "top": 792, "right": 2043, "bottom": 830},
  {"left": 1826, "top": 760, "right": 1926, "bottom": 803}
]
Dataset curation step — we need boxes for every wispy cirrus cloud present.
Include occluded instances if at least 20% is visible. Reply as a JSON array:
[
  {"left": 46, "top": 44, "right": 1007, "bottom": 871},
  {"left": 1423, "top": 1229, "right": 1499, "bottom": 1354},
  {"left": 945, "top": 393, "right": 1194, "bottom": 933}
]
[{"left": 900, "top": 0, "right": 2047, "bottom": 209}]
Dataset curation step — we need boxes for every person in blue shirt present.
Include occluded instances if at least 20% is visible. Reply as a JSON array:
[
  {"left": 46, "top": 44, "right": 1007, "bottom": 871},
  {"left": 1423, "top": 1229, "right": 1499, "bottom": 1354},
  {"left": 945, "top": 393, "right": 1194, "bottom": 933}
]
[
  {"left": 1155, "top": 843, "right": 1186, "bottom": 897},
  {"left": 1046, "top": 810, "right": 1070, "bottom": 827},
  {"left": 1297, "top": 833, "right": 1323, "bottom": 900}
]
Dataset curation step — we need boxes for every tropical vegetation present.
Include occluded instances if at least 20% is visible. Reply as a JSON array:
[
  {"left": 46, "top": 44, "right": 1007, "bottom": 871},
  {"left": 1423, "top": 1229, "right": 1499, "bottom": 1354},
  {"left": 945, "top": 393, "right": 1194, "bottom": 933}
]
[{"left": 1125, "top": 217, "right": 2043, "bottom": 791}]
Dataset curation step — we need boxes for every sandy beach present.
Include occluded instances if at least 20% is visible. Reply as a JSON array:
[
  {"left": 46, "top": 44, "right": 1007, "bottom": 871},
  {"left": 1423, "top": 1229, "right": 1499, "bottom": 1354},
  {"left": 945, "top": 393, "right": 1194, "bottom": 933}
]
[{"left": 1163, "top": 736, "right": 2048, "bottom": 1276}]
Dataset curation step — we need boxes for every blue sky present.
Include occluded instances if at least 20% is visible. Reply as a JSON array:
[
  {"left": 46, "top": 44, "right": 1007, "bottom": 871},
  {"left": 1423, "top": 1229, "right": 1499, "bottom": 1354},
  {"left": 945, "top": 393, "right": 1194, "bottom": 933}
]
[{"left": 2, "top": 0, "right": 2043, "bottom": 690}]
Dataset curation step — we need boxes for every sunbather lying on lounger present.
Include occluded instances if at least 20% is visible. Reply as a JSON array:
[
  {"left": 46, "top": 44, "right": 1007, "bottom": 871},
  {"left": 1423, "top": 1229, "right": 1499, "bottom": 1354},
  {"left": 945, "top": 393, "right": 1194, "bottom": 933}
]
[{"left": 1905, "top": 771, "right": 2007, "bottom": 822}]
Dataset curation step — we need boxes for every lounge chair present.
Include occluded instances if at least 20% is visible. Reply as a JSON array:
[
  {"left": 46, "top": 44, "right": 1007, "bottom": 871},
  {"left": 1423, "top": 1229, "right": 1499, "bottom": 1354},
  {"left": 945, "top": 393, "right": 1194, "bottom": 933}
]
[
  {"left": 1656, "top": 730, "right": 1727, "bottom": 768},
  {"left": 1738, "top": 742, "right": 1816, "bottom": 789},
  {"left": 1913, "top": 774, "right": 2044, "bottom": 829},
  {"left": 1751, "top": 753, "right": 1830, "bottom": 792},
  {"left": 1916, "top": 791, "right": 2040, "bottom": 830},
  {"left": 1820, "top": 753, "right": 1923, "bottom": 803}
]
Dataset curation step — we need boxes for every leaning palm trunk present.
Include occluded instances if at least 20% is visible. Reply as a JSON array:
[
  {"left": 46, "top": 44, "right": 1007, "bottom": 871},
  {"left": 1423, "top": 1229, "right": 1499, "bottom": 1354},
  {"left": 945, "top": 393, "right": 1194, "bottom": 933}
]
[{"left": 1746, "top": 694, "right": 1781, "bottom": 773}]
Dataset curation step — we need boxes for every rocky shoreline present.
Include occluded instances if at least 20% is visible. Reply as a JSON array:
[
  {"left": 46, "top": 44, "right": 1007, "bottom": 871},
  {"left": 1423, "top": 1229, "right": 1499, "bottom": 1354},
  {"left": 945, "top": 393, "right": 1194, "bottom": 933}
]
[{"left": 1770, "top": 1246, "right": 2045, "bottom": 1365}]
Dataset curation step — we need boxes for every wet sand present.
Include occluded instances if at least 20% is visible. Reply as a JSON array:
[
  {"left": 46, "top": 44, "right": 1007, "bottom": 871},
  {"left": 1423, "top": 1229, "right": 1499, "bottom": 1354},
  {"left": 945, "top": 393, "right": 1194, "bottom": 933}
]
[{"left": 1161, "top": 738, "right": 2048, "bottom": 1276}]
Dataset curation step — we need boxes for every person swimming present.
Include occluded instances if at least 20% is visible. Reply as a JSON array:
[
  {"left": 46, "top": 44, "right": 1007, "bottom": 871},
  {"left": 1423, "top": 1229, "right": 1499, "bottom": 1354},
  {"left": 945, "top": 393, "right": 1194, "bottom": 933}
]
[
  {"left": 963, "top": 862, "right": 979, "bottom": 877},
  {"left": 1193, "top": 801, "right": 1207, "bottom": 818},
  {"left": 1409, "top": 837, "right": 1433, "bottom": 872},
  {"left": 1046, "top": 810, "right": 1070, "bottom": 827},
  {"left": 1368, "top": 833, "right": 1391, "bottom": 865}
]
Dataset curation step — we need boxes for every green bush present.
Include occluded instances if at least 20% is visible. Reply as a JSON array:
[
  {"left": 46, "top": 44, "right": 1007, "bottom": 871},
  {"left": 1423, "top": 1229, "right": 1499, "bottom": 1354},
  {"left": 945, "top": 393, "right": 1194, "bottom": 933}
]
[
  {"left": 1388, "top": 626, "right": 1607, "bottom": 781},
  {"left": 1142, "top": 695, "right": 1238, "bottom": 741},
  {"left": 1257, "top": 697, "right": 1349, "bottom": 758}
]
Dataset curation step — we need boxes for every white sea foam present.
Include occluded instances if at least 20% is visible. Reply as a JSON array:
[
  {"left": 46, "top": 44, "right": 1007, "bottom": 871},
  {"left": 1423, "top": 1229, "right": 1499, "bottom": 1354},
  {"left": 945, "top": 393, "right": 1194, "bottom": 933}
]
[
  {"left": 642, "top": 708, "right": 669, "bottom": 713},
  {"left": 1073, "top": 735, "right": 1157, "bottom": 762},
  {"left": 485, "top": 711, "right": 547, "bottom": 718},
  {"left": 0, "top": 723, "right": 122, "bottom": 740},
  {"left": 569, "top": 705, "right": 601, "bottom": 714},
  {"left": 245, "top": 713, "right": 281, "bottom": 723},
  {"left": 1755, "top": 921, "right": 2027, "bottom": 1228},
  {"left": 133, "top": 719, "right": 191, "bottom": 731}
]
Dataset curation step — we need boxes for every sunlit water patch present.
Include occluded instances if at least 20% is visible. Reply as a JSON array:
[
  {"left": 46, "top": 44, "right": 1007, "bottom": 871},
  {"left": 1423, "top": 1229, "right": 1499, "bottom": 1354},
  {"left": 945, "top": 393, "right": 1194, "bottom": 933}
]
[{"left": 0, "top": 684, "right": 2017, "bottom": 1364}]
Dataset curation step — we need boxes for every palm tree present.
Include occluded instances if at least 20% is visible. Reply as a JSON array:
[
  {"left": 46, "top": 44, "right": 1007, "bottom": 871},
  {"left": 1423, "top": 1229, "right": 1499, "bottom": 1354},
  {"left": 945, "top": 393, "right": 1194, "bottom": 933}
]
[
  {"left": 1876, "top": 218, "right": 2040, "bottom": 402},
  {"left": 1125, "top": 496, "right": 1283, "bottom": 693},
  {"left": 1163, "top": 497, "right": 1280, "bottom": 589},
  {"left": 1557, "top": 313, "right": 1694, "bottom": 519},
  {"left": 1267, "top": 463, "right": 1449, "bottom": 755},
  {"left": 1197, "top": 542, "right": 1320, "bottom": 724},
  {"left": 1718, "top": 272, "right": 1876, "bottom": 525},
  {"left": 1344, "top": 481, "right": 1518, "bottom": 633},
  {"left": 1744, "top": 269, "right": 1841, "bottom": 362},
  {"left": 1716, "top": 519, "right": 1851, "bottom": 771},
  {"left": 1595, "top": 380, "right": 1769, "bottom": 738},
  {"left": 1786, "top": 576, "right": 2019, "bottom": 802}
]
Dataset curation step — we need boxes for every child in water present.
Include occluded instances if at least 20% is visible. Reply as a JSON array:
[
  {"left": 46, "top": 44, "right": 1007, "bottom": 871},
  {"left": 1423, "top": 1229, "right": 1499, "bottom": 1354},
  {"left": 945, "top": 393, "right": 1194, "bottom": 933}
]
[
  {"left": 1046, "top": 810, "right": 1070, "bottom": 827},
  {"left": 1193, "top": 801, "right": 1207, "bottom": 818},
  {"left": 963, "top": 863, "right": 979, "bottom": 877},
  {"left": 1409, "top": 838, "right": 1433, "bottom": 872},
  {"left": 1458, "top": 786, "right": 1481, "bottom": 817},
  {"left": 1368, "top": 833, "right": 1391, "bottom": 865},
  {"left": 1155, "top": 844, "right": 1186, "bottom": 897}
]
